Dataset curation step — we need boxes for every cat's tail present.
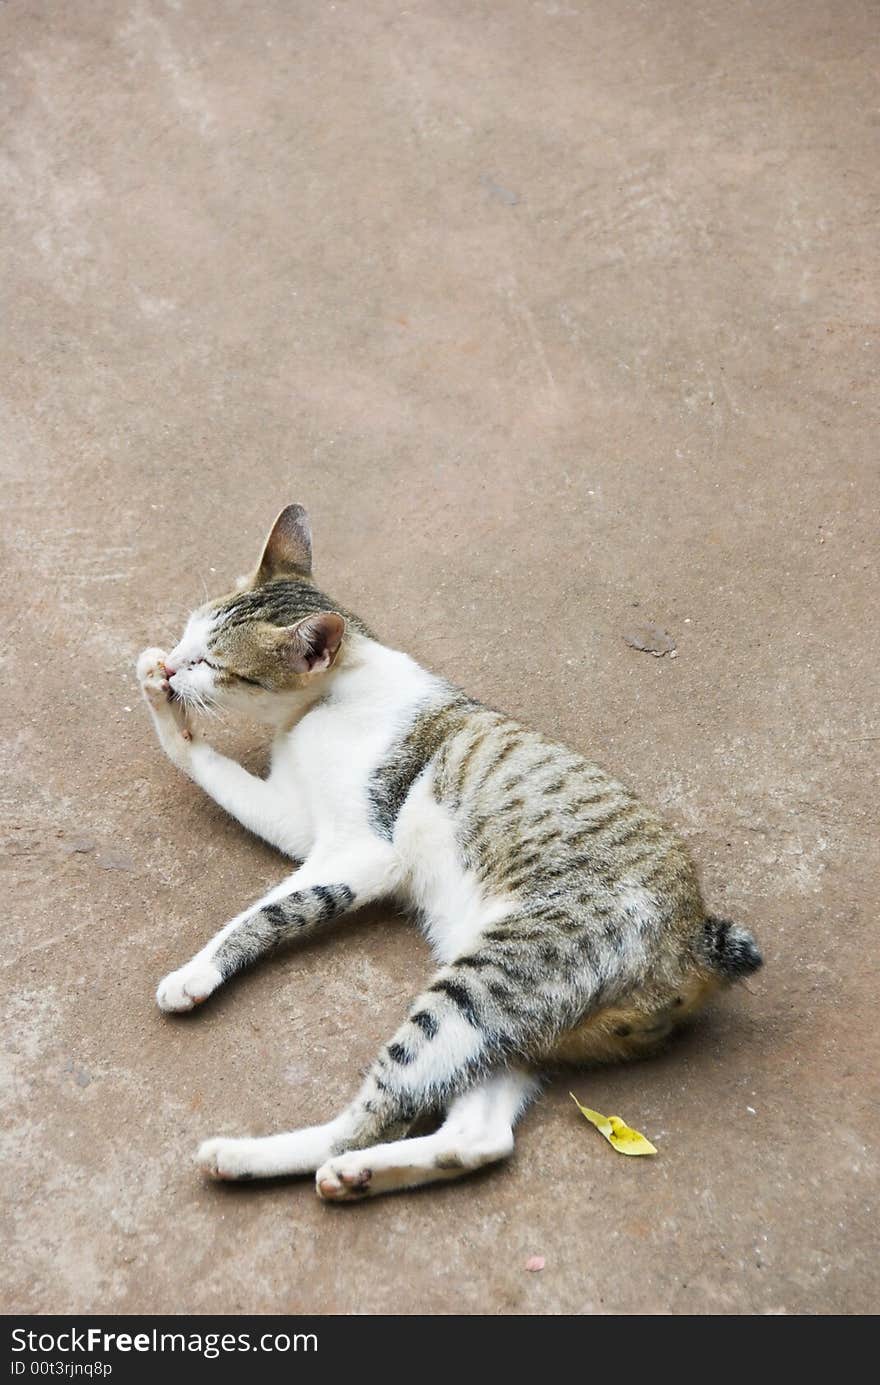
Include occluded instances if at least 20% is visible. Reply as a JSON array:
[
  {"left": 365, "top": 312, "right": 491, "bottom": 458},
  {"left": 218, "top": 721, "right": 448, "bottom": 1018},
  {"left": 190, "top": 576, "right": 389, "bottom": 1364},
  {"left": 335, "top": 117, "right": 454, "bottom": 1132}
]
[{"left": 701, "top": 915, "right": 763, "bottom": 980}]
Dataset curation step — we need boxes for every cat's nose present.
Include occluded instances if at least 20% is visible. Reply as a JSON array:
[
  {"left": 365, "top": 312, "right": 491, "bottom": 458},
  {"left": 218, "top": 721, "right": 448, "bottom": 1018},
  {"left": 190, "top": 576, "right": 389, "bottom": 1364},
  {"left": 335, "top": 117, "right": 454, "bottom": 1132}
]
[{"left": 162, "top": 661, "right": 177, "bottom": 678}]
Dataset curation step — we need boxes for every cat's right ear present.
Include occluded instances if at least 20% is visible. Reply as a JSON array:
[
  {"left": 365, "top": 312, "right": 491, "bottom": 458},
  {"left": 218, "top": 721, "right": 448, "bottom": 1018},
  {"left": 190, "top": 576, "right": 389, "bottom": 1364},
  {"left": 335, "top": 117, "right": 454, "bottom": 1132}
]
[
  {"left": 281, "top": 611, "right": 345, "bottom": 675},
  {"left": 256, "top": 504, "right": 313, "bottom": 584}
]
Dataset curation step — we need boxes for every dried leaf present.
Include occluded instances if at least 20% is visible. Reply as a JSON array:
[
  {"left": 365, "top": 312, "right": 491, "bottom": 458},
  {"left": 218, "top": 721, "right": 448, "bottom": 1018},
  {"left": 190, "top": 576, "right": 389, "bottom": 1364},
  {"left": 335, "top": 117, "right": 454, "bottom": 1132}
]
[{"left": 570, "top": 1093, "right": 657, "bottom": 1156}]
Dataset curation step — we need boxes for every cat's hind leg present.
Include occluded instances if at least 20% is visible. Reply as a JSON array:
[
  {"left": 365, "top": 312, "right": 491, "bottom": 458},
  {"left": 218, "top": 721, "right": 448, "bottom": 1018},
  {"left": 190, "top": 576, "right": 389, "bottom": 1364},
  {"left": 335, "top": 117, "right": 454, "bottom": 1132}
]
[
  {"left": 196, "top": 1069, "right": 537, "bottom": 1191},
  {"left": 198, "top": 1120, "right": 346, "bottom": 1181},
  {"left": 196, "top": 916, "right": 591, "bottom": 1184},
  {"left": 316, "top": 1069, "right": 538, "bottom": 1201}
]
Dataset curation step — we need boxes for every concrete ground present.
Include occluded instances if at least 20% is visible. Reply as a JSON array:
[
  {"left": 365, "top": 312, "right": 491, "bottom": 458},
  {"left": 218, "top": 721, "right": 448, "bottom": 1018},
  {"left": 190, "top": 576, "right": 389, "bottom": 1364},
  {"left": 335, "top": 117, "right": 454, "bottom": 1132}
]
[{"left": 1, "top": 0, "right": 877, "bottom": 1316}]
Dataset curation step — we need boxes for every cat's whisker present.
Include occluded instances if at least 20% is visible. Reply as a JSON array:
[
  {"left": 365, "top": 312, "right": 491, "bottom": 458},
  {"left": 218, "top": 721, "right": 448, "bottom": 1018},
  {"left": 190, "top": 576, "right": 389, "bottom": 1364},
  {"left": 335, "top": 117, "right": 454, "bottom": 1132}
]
[{"left": 185, "top": 686, "right": 218, "bottom": 720}]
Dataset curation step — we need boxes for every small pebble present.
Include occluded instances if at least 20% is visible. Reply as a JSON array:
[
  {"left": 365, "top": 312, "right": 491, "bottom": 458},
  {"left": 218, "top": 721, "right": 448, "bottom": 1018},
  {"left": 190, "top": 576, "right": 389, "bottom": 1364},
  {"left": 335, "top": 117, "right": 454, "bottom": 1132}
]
[{"left": 525, "top": 1255, "right": 546, "bottom": 1272}]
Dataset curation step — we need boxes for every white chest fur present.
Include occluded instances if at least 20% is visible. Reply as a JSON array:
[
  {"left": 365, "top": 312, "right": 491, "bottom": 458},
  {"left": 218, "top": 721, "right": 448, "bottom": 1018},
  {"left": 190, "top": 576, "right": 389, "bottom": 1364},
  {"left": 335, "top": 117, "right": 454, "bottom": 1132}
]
[
  {"left": 265, "top": 642, "right": 508, "bottom": 960},
  {"left": 267, "top": 642, "right": 435, "bottom": 846}
]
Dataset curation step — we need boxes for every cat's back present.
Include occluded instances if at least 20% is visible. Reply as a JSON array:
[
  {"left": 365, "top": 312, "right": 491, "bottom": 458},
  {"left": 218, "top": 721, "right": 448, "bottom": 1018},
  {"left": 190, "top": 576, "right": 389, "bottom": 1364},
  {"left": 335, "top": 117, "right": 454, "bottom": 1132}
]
[{"left": 366, "top": 688, "right": 700, "bottom": 918}]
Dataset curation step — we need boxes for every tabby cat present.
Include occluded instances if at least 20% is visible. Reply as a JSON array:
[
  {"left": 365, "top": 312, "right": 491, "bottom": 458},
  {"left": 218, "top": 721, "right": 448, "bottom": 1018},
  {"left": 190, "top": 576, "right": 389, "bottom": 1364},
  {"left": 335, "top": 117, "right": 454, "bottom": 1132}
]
[{"left": 138, "top": 504, "right": 762, "bottom": 1200}]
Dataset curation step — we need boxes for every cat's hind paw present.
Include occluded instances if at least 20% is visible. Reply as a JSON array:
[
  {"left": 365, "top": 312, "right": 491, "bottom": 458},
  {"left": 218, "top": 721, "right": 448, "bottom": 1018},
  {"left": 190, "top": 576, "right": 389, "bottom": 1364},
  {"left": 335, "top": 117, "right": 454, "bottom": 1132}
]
[
  {"left": 156, "top": 960, "right": 222, "bottom": 1013},
  {"left": 197, "top": 1137, "right": 256, "bottom": 1181},
  {"left": 316, "top": 1156, "right": 373, "bottom": 1202}
]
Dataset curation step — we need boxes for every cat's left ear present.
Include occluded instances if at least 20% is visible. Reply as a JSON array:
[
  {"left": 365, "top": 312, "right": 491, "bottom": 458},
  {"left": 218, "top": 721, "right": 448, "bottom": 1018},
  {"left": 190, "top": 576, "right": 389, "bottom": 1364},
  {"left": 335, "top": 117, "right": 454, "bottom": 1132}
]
[
  {"left": 257, "top": 504, "right": 313, "bottom": 583},
  {"left": 282, "top": 611, "right": 345, "bottom": 675}
]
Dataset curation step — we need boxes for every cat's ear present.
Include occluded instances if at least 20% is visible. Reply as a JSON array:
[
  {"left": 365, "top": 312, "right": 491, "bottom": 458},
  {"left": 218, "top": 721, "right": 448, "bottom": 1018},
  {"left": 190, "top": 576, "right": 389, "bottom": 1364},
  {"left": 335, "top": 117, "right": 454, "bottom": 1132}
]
[
  {"left": 282, "top": 611, "right": 345, "bottom": 675},
  {"left": 257, "top": 504, "right": 313, "bottom": 583}
]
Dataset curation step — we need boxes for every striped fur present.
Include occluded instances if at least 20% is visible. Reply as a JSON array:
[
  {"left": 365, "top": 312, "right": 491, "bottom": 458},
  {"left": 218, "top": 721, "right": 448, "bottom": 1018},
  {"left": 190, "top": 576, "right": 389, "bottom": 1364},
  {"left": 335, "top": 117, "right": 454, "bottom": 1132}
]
[
  {"left": 138, "top": 504, "right": 762, "bottom": 1199},
  {"left": 213, "top": 884, "right": 355, "bottom": 979}
]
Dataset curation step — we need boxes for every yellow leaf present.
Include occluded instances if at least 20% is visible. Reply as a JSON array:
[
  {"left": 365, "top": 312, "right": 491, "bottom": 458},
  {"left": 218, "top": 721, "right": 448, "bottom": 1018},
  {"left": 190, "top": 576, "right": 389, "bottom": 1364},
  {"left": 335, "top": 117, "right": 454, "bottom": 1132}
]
[{"left": 570, "top": 1093, "right": 658, "bottom": 1156}]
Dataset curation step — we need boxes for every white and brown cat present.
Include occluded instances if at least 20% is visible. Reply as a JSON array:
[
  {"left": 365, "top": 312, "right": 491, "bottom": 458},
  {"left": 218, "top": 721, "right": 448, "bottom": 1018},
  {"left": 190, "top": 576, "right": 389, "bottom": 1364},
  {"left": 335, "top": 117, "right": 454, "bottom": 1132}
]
[{"left": 138, "top": 504, "right": 761, "bottom": 1201}]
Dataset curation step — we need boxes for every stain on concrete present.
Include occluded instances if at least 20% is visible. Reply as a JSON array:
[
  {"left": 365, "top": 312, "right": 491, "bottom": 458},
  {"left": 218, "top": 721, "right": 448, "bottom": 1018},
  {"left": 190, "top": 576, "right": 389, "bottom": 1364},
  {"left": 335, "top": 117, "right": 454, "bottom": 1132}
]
[{"left": 480, "top": 174, "right": 520, "bottom": 206}]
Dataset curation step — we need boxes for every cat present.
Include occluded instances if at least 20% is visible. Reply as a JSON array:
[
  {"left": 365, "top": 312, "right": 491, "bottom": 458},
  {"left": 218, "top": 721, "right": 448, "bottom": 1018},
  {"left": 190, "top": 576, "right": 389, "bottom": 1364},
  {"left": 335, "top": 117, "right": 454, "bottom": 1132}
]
[{"left": 137, "top": 503, "right": 762, "bottom": 1201}]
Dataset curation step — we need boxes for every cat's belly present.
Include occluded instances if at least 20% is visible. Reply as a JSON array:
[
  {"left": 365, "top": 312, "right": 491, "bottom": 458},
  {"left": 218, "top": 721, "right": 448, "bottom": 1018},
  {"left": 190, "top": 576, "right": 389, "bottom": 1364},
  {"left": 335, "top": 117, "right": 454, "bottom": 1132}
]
[
  {"left": 394, "top": 772, "right": 513, "bottom": 963},
  {"left": 536, "top": 974, "right": 721, "bottom": 1066}
]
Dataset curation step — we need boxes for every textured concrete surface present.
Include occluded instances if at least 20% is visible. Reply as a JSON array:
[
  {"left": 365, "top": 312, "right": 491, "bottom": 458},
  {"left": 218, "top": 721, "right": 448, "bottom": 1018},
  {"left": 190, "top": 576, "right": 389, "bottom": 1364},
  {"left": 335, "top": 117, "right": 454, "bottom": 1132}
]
[{"left": 2, "top": 0, "right": 878, "bottom": 1316}]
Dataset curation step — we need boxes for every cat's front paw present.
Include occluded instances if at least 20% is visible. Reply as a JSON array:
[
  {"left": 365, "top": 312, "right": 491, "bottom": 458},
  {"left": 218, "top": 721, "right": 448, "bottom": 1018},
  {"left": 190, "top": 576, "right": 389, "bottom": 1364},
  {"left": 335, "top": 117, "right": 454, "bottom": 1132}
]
[
  {"left": 137, "top": 647, "right": 173, "bottom": 704},
  {"left": 156, "top": 960, "right": 222, "bottom": 1013},
  {"left": 137, "top": 646, "right": 195, "bottom": 765}
]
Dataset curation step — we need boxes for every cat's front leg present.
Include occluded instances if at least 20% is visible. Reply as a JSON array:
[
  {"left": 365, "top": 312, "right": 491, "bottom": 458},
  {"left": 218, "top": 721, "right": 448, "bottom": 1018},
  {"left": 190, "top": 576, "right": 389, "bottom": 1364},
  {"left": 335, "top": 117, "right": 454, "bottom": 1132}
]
[
  {"left": 136, "top": 647, "right": 196, "bottom": 772},
  {"left": 157, "top": 844, "right": 398, "bottom": 1013},
  {"left": 137, "top": 649, "right": 311, "bottom": 857}
]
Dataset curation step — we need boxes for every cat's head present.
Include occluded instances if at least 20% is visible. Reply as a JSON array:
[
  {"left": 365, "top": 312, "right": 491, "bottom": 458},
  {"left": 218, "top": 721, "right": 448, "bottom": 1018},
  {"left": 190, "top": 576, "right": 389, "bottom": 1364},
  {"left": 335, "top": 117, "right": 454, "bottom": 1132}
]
[{"left": 163, "top": 505, "right": 355, "bottom": 723}]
